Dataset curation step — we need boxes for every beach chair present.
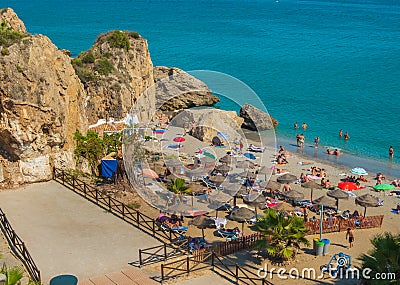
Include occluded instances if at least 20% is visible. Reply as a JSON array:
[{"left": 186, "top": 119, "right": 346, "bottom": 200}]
[
  {"left": 189, "top": 237, "right": 208, "bottom": 252},
  {"left": 217, "top": 229, "right": 239, "bottom": 240},
  {"left": 201, "top": 176, "right": 224, "bottom": 190},
  {"left": 156, "top": 215, "right": 188, "bottom": 235}
]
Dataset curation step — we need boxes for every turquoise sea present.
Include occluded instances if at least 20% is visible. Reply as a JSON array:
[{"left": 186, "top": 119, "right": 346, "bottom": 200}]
[{"left": 4, "top": 0, "right": 400, "bottom": 176}]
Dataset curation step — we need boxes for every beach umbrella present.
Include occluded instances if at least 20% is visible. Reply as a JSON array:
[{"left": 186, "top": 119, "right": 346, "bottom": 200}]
[
  {"left": 350, "top": 167, "right": 368, "bottom": 176},
  {"left": 258, "top": 166, "right": 270, "bottom": 180},
  {"left": 215, "top": 164, "right": 231, "bottom": 173},
  {"left": 217, "top": 132, "right": 230, "bottom": 140},
  {"left": 219, "top": 155, "right": 236, "bottom": 165},
  {"left": 173, "top": 136, "right": 186, "bottom": 143},
  {"left": 261, "top": 180, "right": 281, "bottom": 190},
  {"left": 236, "top": 160, "right": 256, "bottom": 169},
  {"left": 243, "top": 153, "right": 256, "bottom": 160},
  {"left": 312, "top": 195, "right": 336, "bottom": 240},
  {"left": 141, "top": 168, "right": 159, "bottom": 179},
  {"left": 338, "top": 182, "right": 358, "bottom": 191},
  {"left": 355, "top": 194, "right": 379, "bottom": 217},
  {"left": 301, "top": 180, "right": 322, "bottom": 201},
  {"left": 167, "top": 202, "right": 193, "bottom": 216},
  {"left": 228, "top": 207, "right": 255, "bottom": 233},
  {"left": 277, "top": 173, "right": 297, "bottom": 184},
  {"left": 373, "top": 184, "right": 395, "bottom": 191},
  {"left": 188, "top": 215, "right": 215, "bottom": 238},
  {"left": 243, "top": 193, "right": 266, "bottom": 215},
  {"left": 209, "top": 175, "right": 226, "bottom": 185},
  {"left": 282, "top": 190, "right": 304, "bottom": 200},
  {"left": 327, "top": 188, "right": 349, "bottom": 210}
]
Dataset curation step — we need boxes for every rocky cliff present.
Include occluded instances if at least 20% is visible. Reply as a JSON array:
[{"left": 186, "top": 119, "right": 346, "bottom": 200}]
[
  {"left": 0, "top": 8, "right": 88, "bottom": 187},
  {"left": 153, "top": 66, "right": 219, "bottom": 111},
  {"left": 72, "top": 30, "right": 155, "bottom": 125},
  {"left": 239, "top": 103, "right": 278, "bottom": 131}
]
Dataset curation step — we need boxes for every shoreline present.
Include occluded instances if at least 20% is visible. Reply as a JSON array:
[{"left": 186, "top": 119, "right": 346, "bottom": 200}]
[{"left": 241, "top": 128, "right": 400, "bottom": 180}]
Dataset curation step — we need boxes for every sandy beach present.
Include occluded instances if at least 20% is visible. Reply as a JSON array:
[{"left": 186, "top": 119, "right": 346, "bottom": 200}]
[{"left": 131, "top": 123, "right": 400, "bottom": 284}]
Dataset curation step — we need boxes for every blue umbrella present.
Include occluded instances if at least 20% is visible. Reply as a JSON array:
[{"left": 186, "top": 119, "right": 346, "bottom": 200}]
[
  {"left": 217, "top": 132, "right": 230, "bottom": 140},
  {"left": 350, "top": 167, "right": 368, "bottom": 175},
  {"left": 243, "top": 153, "right": 256, "bottom": 160}
]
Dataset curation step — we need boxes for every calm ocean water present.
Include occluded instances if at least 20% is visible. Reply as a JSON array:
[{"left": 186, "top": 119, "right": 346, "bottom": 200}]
[{"left": 4, "top": 0, "right": 400, "bottom": 175}]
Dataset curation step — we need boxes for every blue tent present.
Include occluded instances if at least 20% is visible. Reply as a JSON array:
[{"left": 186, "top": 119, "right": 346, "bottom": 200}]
[
  {"left": 101, "top": 159, "right": 118, "bottom": 178},
  {"left": 243, "top": 153, "right": 256, "bottom": 160}
]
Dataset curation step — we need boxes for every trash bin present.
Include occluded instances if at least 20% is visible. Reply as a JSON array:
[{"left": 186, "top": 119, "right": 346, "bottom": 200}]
[
  {"left": 313, "top": 237, "right": 320, "bottom": 253},
  {"left": 321, "top": 238, "right": 330, "bottom": 255},
  {"left": 50, "top": 275, "right": 78, "bottom": 285},
  {"left": 315, "top": 240, "right": 324, "bottom": 256}
]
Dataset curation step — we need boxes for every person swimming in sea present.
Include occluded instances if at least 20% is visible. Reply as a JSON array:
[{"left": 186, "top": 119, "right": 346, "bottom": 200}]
[{"left": 344, "top": 132, "right": 350, "bottom": 140}]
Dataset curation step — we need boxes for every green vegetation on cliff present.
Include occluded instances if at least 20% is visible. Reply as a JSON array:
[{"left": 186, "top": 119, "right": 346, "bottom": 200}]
[
  {"left": 106, "top": 30, "right": 130, "bottom": 51},
  {"left": 0, "top": 20, "right": 25, "bottom": 48}
]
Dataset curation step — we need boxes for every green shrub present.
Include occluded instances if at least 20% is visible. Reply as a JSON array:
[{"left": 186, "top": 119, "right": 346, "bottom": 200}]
[
  {"left": 82, "top": 52, "right": 95, "bottom": 64},
  {"left": 75, "top": 67, "right": 96, "bottom": 82},
  {"left": 0, "top": 20, "right": 25, "bottom": 47},
  {"left": 107, "top": 30, "right": 130, "bottom": 51},
  {"left": 129, "top": 31, "right": 140, "bottom": 39},
  {"left": 16, "top": 65, "right": 22, "bottom": 72},
  {"left": 1, "top": 48, "right": 9, "bottom": 55},
  {"left": 71, "top": 58, "right": 83, "bottom": 67},
  {"left": 94, "top": 59, "right": 114, "bottom": 76}
]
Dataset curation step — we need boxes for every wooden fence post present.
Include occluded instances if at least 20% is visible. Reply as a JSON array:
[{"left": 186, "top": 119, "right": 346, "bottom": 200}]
[
  {"left": 235, "top": 264, "right": 239, "bottom": 283},
  {"left": 83, "top": 183, "right": 87, "bottom": 197},
  {"left": 136, "top": 211, "right": 140, "bottom": 226},
  {"left": 122, "top": 204, "right": 125, "bottom": 219},
  {"left": 108, "top": 196, "right": 111, "bottom": 211},
  {"left": 62, "top": 170, "right": 65, "bottom": 185},
  {"left": 95, "top": 189, "right": 98, "bottom": 203},
  {"left": 139, "top": 249, "right": 142, "bottom": 267},
  {"left": 72, "top": 176, "right": 75, "bottom": 189},
  {"left": 164, "top": 243, "right": 167, "bottom": 261},
  {"left": 186, "top": 256, "right": 190, "bottom": 276},
  {"left": 161, "top": 264, "right": 164, "bottom": 281}
]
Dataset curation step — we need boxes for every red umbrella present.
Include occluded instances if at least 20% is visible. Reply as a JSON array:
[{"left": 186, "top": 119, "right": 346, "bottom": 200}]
[
  {"left": 173, "top": 137, "right": 186, "bottom": 143},
  {"left": 338, "top": 182, "right": 358, "bottom": 191}
]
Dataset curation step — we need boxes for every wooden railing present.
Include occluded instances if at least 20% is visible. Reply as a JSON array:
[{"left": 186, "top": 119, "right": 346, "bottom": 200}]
[
  {"left": 52, "top": 168, "right": 181, "bottom": 243},
  {"left": 161, "top": 251, "right": 274, "bottom": 284},
  {"left": 139, "top": 237, "right": 190, "bottom": 266},
  {"left": 0, "top": 208, "right": 41, "bottom": 282},
  {"left": 304, "top": 215, "right": 384, "bottom": 235},
  {"left": 139, "top": 232, "right": 262, "bottom": 267}
]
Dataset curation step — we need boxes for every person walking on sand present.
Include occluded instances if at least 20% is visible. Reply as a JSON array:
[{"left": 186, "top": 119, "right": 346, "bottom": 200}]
[
  {"left": 389, "top": 146, "right": 394, "bottom": 158},
  {"left": 346, "top": 228, "right": 354, "bottom": 248}
]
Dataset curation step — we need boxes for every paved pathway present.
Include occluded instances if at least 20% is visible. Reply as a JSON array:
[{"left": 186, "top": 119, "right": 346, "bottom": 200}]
[
  {"left": 0, "top": 181, "right": 159, "bottom": 283},
  {"left": 78, "top": 267, "right": 159, "bottom": 285}
]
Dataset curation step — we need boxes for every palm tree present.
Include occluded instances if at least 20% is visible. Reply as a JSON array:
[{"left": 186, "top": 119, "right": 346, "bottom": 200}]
[
  {"left": 252, "top": 208, "right": 310, "bottom": 262},
  {"left": 0, "top": 264, "right": 24, "bottom": 285},
  {"left": 167, "top": 178, "right": 191, "bottom": 195},
  {"left": 358, "top": 232, "right": 400, "bottom": 285}
]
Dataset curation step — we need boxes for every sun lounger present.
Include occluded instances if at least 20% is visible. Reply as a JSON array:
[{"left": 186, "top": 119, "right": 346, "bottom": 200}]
[
  {"left": 201, "top": 176, "right": 224, "bottom": 190},
  {"left": 156, "top": 215, "right": 188, "bottom": 234},
  {"left": 248, "top": 145, "right": 265, "bottom": 153},
  {"left": 217, "top": 229, "right": 239, "bottom": 240},
  {"left": 189, "top": 237, "right": 209, "bottom": 252}
]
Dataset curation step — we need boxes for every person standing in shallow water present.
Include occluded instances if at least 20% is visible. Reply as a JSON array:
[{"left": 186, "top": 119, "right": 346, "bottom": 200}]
[
  {"left": 302, "top": 122, "right": 307, "bottom": 130},
  {"left": 346, "top": 228, "right": 354, "bottom": 248},
  {"left": 389, "top": 146, "right": 394, "bottom": 158},
  {"left": 294, "top": 122, "right": 298, "bottom": 129},
  {"left": 339, "top": 129, "right": 343, "bottom": 138}
]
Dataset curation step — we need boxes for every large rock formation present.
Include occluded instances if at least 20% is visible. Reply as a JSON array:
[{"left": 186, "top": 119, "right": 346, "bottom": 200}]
[
  {"left": 154, "top": 66, "right": 219, "bottom": 111},
  {"left": 72, "top": 30, "right": 155, "bottom": 124},
  {"left": 239, "top": 103, "right": 278, "bottom": 131},
  {"left": 0, "top": 8, "right": 88, "bottom": 187},
  {"left": 0, "top": 8, "right": 26, "bottom": 33},
  {"left": 190, "top": 109, "right": 244, "bottom": 143}
]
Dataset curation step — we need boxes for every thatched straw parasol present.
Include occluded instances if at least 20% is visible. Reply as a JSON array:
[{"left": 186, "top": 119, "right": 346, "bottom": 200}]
[
  {"left": 277, "top": 173, "right": 297, "bottom": 184},
  {"left": 228, "top": 207, "right": 255, "bottom": 234},
  {"left": 243, "top": 193, "right": 266, "bottom": 215},
  {"left": 355, "top": 194, "right": 379, "bottom": 217},
  {"left": 312, "top": 195, "right": 336, "bottom": 240},
  {"left": 236, "top": 160, "right": 255, "bottom": 169},
  {"left": 301, "top": 180, "right": 322, "bottom": 201},
  {"left": 219, "top": 155, "right": 236, "bottom": 165},
  {"left": 215, "top": 164, "right": 231, "bottom": 173},
  {"left": 209, "top": 175, "right": 226, "bottom": 185},
  {"left": 282, "top": 190, "right": 304, "bottom": 200},
  {"left": 327, "top": 188, "right": 349, "bottom": 210},
  {"left": 188, "top": 215, "right": 215, "bottom": 238}
]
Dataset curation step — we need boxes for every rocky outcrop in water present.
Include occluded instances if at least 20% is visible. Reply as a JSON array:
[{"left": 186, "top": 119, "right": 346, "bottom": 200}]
[
  {"left": 239, "top": 103, "right": 278, "bottom": 131},
  {"left": 0, "top": 9, "right": 88, "bottom": 187},
  {"left": 154, "top": 66, "right": 219, "bottom": 111}
]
